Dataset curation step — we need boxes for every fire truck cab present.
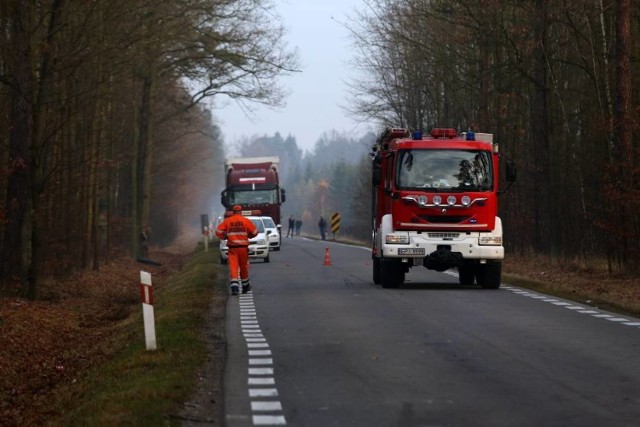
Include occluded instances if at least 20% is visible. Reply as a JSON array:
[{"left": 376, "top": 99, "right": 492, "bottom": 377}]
[{"left": 371, "top": 128, "right": 516, "bottom": 289}]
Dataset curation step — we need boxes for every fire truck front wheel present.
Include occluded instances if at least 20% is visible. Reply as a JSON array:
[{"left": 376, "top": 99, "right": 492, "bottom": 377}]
[
  {"left": 380, "top": 259, "right": 404, "bottom": 288},
  {"left": 373, "top": 257, "right": 381, "bottom": 284},
  {"left": 476, "top": 262, "right": 501, "bottom": 289}
]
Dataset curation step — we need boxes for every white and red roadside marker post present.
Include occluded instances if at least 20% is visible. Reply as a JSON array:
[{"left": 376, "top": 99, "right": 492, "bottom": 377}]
[
  {"left": 203, "top": 226, "right": 209, "bottom": 252},
  {"left": 140, "top": 271, "right": 157, "bottom": 350}
]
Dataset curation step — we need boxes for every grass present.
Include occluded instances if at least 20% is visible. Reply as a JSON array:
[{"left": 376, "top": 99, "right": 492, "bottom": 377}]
[{"left": 51, "top": 248, "right": 226, "bottom": 426}]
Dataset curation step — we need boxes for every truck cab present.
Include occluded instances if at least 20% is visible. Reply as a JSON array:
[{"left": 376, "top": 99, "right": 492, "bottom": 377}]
[{"left": 220, "top": 157, "right": 286, "bottom": 234}]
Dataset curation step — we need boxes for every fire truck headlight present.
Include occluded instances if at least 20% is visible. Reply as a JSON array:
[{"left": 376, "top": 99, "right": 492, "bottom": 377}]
[
  {"left": 479, "top": 236, "right": 502, "bottom": 245},
  {"left": 433, "top": 195, "right": 442, "bottom": 205},
  {"left": 386, "top": 234, "right": 409, "bottom": 244},
  {"left": 461, "top": 196, "right": 471, "bottom": 206},
  {"left": 447, "top": 196, "right": 456, "bottom": 206}
]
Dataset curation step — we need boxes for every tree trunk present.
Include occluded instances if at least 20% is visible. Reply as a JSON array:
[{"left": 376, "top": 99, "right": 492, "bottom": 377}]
[
  {"left": 531, "top": 0, "right": 551, "bottom": 253},
  {"left": 2, "top": 2, "right": 33, "bottom": 289},
  {"left": 134, "top": 75, "right": 153, "bottom": 258},
  {"left": 614, "top": 0, "right": 633, "bottom": 266}
]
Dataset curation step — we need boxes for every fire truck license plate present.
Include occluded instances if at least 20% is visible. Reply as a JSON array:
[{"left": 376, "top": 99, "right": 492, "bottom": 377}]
[{"left": 399, "top": 248, "right": 425, "bottom": 255}]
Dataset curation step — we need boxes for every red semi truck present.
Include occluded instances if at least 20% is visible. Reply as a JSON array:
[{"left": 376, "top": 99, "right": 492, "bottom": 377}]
[
  {"left": 371, "top": 128, "right": 516, "bottom": 289},
  {"left": 220, "top": 156, "right": 286, "bottom": 228}
]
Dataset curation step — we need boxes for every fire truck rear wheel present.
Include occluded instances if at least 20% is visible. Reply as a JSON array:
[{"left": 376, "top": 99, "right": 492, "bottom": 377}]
[
  {"left": 380, "top": 259, "right": 404, "bottom": 288},
  {"left": 458, "top": 261, "right": 476, "bottom": 285},
  {"left": 476, "top": 262, "right": 501, "bottom": 289},
  {"left": 373, "top": 257, "right": 381, "bottom": 284}
]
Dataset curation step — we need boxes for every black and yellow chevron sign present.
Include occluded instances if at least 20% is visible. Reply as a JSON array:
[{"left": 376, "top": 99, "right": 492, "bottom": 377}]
[{"left": 331, "top": 212, "right": 340, "bottom": 233}]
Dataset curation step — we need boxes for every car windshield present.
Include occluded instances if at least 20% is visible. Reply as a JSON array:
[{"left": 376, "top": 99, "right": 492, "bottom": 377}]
[
  {"left": 250, "top": 219, "right": 265, "bottom": 233},
  {"left": 262, "top": 217, "right": 276, "bottom": 228},
  {"left": 396, "top": 149, "right": 493, "bottom": 191}
]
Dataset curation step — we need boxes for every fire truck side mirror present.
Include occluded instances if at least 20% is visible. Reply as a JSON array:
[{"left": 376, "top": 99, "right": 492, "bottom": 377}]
[
  {"left": 372, "top": 163, "right": 382, "bottom": 185},
  {"left": 506, "top": 161, "right": 517, "bottom": 182},
  {"left": 221, "top": 190, "right": 228, "bottom": 206},
  {"left": 280, "top": 188, "right": 286, "bottom": 203}
]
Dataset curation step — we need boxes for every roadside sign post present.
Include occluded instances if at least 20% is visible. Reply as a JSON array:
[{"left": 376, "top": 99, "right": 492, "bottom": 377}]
[
  {"left": 140, "top": 271, "right": 157, "bottom": 350},
  {"left": 331, "top": 212, "right": 340, "bottom": 240},
  {"left": 201, "top": 214, "right": 210, "bottom": 252}
]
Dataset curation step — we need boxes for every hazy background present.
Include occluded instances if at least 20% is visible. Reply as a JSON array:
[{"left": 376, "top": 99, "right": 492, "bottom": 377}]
[{"left": 212, "top": 0, "right": 370, "bottom": 152}]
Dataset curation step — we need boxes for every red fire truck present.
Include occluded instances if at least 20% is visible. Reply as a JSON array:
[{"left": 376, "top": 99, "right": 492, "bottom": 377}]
[{"left": 371, "top": 128, "right": 516, "bottom": 289}]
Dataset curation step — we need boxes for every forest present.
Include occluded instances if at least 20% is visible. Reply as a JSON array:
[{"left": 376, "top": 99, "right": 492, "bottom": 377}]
[{"left": 1, "top": 0, "right": 639, "bottom": 301}]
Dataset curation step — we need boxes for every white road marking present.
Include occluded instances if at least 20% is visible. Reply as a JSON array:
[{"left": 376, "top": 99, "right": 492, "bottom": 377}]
[
  {"left": 249, "top": 350, "right": 272, "bottom": 356},
  {"left": 251, "top": 401, "right": 282, "bottom": 411},
  {"left": 248, "top": 343, "right": 270, "bottom": 348},
  {"left": 249, "top": 367, "right": 274, "bottom": 375},
  {"left": 253, "top": 415, "right": 287, "bottom": 425},
  {"left": 237, "top": 293, "right": 287, "bottom": 425},
  {"left": 249, "top": 377, "right": 276, "bottom": 385},
  {"left": 504, "top": 285, "right": 640, "bottom": 330},
  {"left": 249, "top": 358, "right": 273, "bottom": 365},
  {"left": 249, "top": 388, "right": 279, "bottom": 397}
]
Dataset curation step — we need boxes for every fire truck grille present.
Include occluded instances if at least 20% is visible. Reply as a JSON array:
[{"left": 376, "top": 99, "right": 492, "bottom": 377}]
[
  {"left": 420, "top": 216, "right": 469, "bottom": 223},
  {"left": 427, "top": 232, "right": 460, "bottom": 239}
]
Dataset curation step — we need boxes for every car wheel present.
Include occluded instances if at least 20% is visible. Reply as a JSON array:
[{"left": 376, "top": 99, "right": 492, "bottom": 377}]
[{"left": 264, "top": 254, "right": 270, "bottom": 263}]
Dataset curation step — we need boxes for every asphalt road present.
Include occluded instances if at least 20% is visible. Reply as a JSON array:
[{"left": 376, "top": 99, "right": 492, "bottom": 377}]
[{"left": 224, "top": 237, "right": 640, "bottom": 427}]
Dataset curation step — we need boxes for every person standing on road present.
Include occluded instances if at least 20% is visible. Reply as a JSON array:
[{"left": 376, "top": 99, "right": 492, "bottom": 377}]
[
  {"left": 318, "top": 216, "right": 327, "bottom": 240},
  {"left": 287, "top": 214, "right": 295, "bottom": 238},
  {"left": 216, "top": 205, "right": 258, "bottom": 295},
  {"left": 295, "top": 218, "right": 302, "bottom": 236}
]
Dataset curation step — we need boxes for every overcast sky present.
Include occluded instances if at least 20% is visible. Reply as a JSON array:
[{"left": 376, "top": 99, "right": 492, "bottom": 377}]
[{"left": 212, "top": 0, "right": 371, "bottom": 153}]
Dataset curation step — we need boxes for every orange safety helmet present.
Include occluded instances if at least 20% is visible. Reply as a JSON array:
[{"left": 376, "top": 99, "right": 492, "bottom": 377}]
[{"left": 232, "top": 205, "right": 242, "bottom": 213}]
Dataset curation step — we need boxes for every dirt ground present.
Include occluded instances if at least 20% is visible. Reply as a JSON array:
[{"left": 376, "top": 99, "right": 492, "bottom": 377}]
[{"left": 1, "top": 248, "right": 638, "bottom": 426}]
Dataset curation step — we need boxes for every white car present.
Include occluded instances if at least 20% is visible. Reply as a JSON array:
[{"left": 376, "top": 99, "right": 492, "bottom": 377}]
[
  {"left": 259, "top": 216, "right": 281, "bottom": 251},
  {"left": 219, "top": 216, "right": 270, "bottom": 264}
]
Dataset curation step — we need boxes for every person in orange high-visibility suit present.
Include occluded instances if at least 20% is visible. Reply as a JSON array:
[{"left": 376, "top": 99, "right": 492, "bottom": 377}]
[{"left": 216, "top": 205, "right": 258, "bottom": 295}]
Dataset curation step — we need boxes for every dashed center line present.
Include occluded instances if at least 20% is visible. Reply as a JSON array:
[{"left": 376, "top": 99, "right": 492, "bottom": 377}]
[{"left": 239, "top": 293, "right": 287, "bottom": 425}]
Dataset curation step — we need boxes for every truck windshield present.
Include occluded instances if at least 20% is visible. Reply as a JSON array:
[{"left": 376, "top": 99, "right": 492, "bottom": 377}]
[
  {"left": 396, "top": 149, "right": 493, "bottom": 191},
  {"left": 228, "top": 189, "right": 278, "bottom": 204}
]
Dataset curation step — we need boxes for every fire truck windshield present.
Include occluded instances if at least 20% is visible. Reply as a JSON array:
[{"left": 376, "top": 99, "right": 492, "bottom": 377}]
[
  {"left": 228, "top": 189, "right": 278, "bottom": 205},
  {"left": 396, "top": 149, "right": 493, "bottom": 191}
]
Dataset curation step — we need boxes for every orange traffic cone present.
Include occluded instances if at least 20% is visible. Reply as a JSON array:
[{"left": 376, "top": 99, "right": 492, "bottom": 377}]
[{"left": 323, "top": 247, "right": 332, "bottom": 266}]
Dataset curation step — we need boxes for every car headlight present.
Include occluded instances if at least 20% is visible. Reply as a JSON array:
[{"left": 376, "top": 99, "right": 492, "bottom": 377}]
[
  {"left": 479, "top": 235, "right": 502, "bottom": 245},
  {"left": 385, "top": 234, "right": 409, "bottom": 244},
  {"left": 256, "top": 239, "right": 266, "bottom": 246}
]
